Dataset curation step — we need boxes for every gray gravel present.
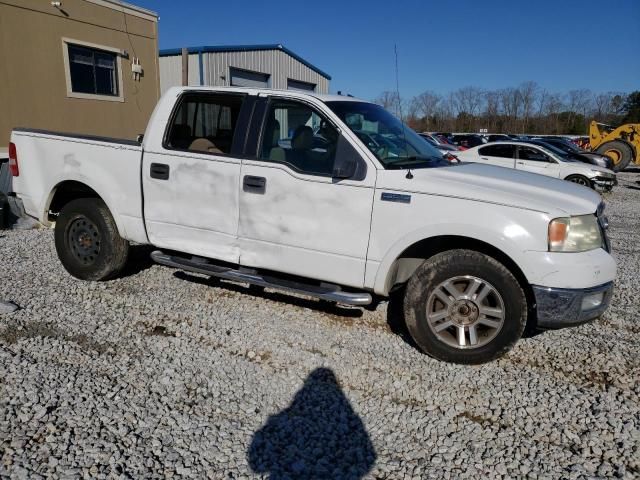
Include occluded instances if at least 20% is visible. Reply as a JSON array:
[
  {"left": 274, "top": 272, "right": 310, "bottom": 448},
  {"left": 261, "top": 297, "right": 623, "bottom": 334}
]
[{"left": 1, "top": 171, "right": 639, "bottom": 479}]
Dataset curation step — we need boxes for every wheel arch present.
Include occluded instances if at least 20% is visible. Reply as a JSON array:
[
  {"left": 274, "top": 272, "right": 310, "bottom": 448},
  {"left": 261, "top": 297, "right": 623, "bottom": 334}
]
[
  {"left": 44, "top": 180, "right": 126, "bottom": 237},
  {"left": 377, "top": 235, "right": 535, "bottom": 314}
]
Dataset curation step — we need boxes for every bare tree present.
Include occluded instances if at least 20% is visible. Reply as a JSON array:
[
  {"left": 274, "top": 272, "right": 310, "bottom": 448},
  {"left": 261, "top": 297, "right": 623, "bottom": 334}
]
[
  {"left": 373, "top": 84, "right": 629, "bottom": 135},
  {"left": 483, "top": 90, "right": 501, "bottom": 132},
  {"left": 453, "top": 86, "right": 485, "bottom": 116},
  {"left": 519, "top": 81, "right": 539, "bottom": 133},
  {"left": 373, "top": 91, "right": 401, "bottom": 116},
  {"left": 499, "top": 88, "right": 521, "bottom": 132},
  {"left": 413, "top": 91, "right": 441, "bottom": 117},
  {"left": 410, "top": 91, "right": 441, "bottom": 130}
]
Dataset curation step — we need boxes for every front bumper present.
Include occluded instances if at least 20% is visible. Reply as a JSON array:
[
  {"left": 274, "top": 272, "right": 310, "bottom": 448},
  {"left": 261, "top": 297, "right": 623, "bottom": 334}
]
[
  {"left": 593, "top": 176, "right": 617, "bottom": 191},
  {"left": 533, "top": 281, "right": 614, "bottom": 329}
]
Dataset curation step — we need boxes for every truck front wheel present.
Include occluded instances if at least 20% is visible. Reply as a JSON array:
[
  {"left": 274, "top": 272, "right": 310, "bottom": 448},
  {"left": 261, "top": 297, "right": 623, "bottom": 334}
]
[
  {"left": 403, "top": 249, "right": 527, "bottom": 364},
  {"left": 54, "top": 198, "right": 129, "bottom": 281}
]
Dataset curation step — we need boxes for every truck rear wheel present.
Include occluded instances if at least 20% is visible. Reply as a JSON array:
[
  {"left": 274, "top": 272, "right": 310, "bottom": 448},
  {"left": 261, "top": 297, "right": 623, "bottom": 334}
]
[
  {"left": 403, "top": 249, "right": 527, "bottom": 364},
  {"left": 54, "top": 198, "right": 129, "bottom": 281},
  {"left": 595, "top": 140, "right": 633, "bottom": 172}
]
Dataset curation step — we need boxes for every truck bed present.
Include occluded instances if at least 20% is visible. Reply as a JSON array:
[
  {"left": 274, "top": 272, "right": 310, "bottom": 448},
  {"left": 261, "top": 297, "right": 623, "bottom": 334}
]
[{"left": 10, "top": 128, "right": 148, "bottom": 244}]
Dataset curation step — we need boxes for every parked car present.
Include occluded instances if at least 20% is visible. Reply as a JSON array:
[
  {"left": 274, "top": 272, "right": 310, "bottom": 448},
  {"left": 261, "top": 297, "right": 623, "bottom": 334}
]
[
  {"left": 456, "top": 141, "right": 617, "bottom": 191},
  {"left": 487, "top": 134, "right": 511, "bottom": 143},
  {"left": 450, "top": 134, "right": 486, "bottom": 149},
  {"left": 530, "top": 138, "right": 613, "bottom": 169},
  {"left": 9, "top": 86, "right": 615, "bottom": 364},
  {"left": 418, "top": 133, "right": 460, "bottom": 154}
]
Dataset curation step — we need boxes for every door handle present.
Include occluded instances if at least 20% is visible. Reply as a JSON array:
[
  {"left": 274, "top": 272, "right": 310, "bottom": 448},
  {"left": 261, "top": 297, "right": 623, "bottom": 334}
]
[
  {"left": 516, "top": 161, "right": 525, "bottom": 165},
  {"left": 150, "top": 163, "right": 170, "bottom": 180},
  {"left": 243, "top": 175, "right": 266, "bottom": 194}
]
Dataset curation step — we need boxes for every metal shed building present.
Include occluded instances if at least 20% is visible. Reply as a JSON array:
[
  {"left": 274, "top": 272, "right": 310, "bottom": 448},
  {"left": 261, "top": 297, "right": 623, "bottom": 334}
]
[{"left": 159, "top": 44, "right": 331, "bottom": 95}]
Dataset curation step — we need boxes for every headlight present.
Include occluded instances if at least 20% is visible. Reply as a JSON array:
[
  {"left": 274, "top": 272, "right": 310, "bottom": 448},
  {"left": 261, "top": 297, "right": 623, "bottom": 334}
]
[{"left": 548, "top": 214, "right": 603, "bottom": 252}]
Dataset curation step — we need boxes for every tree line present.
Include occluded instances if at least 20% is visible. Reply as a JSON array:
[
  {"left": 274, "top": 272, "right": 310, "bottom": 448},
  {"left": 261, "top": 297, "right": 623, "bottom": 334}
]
[{"left": 373, "top": 83, "right": 640, "bottom": 135}]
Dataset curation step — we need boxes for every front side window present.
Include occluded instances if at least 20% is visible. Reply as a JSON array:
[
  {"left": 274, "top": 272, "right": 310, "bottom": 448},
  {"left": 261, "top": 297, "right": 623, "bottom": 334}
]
[
  {"left": 68, "top": 44, "right": 119, "bottom": 96},
  {"left": 166, "top": 93, "right": 245, "bottom": 155},
  {"left": 259, "top": 100, "right": 339, "bottom": 176},
  {"left": 518, "top": 147, "right": 549, "bottom": 162},
  {"left": 326, "top": 101, "right": 447, "bottom": 169},
  {"left": 479, "top": 144, "right": 515, "bottom": 158}
]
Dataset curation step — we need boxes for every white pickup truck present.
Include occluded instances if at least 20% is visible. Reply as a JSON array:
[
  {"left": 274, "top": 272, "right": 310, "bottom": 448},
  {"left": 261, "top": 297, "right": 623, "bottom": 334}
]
[{"left": 9, "top": 86, "right": 616, "bottom": 364}]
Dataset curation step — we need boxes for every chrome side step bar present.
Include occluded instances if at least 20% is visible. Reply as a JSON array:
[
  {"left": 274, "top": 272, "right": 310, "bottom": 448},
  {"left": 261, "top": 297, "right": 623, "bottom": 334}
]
[{"left": 150, "top": 250, "right": 373, "bottom": 306}]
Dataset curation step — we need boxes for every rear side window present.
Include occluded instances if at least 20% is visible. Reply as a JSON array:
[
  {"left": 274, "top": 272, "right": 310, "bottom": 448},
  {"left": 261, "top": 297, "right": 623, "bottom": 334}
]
[
  {"left": 478, "top": 144, "right": 515, "bottom": 158},
  {"left": 165, "top": 93, "right": 245, "bottom": 155}
]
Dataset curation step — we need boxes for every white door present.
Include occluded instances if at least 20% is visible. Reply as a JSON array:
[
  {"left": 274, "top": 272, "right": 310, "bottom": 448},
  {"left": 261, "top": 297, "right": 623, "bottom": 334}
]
[
  {"left": 515, "top": 146, "right": 559, "bottom": 178},
  {"left": 142, "top": 91, "right": 248, "bottom": 263},
  {"left": 476, "top": 144, "right": 516, "bottom": 168},
  {"left": 238, "top": 98, "right": 375, "bottom": 288}
]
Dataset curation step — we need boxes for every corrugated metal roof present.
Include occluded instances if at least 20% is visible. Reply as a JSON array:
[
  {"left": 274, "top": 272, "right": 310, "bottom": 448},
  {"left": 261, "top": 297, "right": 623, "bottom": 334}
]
[{"left": 159, "top": 44, "right": 331, "bottom": 80}]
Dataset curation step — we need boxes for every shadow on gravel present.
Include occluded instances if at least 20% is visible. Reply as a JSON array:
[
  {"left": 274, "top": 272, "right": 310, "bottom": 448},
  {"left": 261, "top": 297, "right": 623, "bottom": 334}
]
[
  {"left": 173, "top": 271, "right": 364, "bottom": 319},
  {"left": 385, "top": 288, "right": 420, "bottom": 350},
  {"left": 119, "top": 245, "right": 155, "bottom": 278},
  {"left": 248, "top": 368, "right": 376, "bottom": 479}
]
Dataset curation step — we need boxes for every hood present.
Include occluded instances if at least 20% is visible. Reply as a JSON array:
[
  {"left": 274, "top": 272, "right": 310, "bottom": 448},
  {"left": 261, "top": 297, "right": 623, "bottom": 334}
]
[
  {"left": 376, "top": 163, "right": 602, "bottom": 216},
  {"left": 579, "top": 153, "right": 614, "bottom": 169},
  {"left": 580, "top": 163, "right": 615, "bottom": 175}
]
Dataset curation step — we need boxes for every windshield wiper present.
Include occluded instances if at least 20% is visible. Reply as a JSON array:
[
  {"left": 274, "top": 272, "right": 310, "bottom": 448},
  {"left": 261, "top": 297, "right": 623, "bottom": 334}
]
[{"left": 386, "top": 156, "right": 442, "bottom": 168}]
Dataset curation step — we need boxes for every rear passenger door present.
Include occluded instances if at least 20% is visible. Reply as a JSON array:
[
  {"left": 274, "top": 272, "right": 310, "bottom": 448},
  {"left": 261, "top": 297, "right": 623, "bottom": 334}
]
[
  {"left": 142, "top": 92, "right": 251, "bottom": 263},
  {"left": 477, "top": 144, "right": 516, "bottom": 169}
]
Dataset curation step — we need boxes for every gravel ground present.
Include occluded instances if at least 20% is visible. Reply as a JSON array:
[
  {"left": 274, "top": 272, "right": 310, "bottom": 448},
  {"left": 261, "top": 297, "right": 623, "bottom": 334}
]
[{"left": 1, "top": 172, "right": 639, "bottom": 479}]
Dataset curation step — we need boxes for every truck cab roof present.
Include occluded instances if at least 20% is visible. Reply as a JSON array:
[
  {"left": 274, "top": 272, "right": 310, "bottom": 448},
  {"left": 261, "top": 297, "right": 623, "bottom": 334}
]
[{"left": 165, "top": 86, "right": 370, "bottom": 104}]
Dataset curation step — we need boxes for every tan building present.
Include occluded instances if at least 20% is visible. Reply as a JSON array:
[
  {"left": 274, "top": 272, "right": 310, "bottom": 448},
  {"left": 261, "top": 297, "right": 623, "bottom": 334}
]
[{"left": 0, "top": 0, "right": 160, "bottom": 155}]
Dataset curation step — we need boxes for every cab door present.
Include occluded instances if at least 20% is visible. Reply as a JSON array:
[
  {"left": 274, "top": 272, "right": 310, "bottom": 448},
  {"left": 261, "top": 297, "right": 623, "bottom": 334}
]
[
  {"left": 476, "top": 144, "right": 516, "bottom": 168},
  {"left": 515, "top": 145, "right": 558, "bottom": 177},
  {"left": 237, "top": 96, "right": 376, "bottom": 288},
  {"left": 142, "top": 92, "right": 252, "bottom": 263}
]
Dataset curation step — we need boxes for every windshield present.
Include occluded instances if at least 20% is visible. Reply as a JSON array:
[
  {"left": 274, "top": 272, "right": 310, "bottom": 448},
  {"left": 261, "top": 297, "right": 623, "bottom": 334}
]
[
  {"left": 326, "top": 101, "right": 447, "bottom": 169},
  {"left": 556, "top": 140, "right": 581, "bottom": 153},
  {"left": 532, "top": 141, "right": 575, "bottom": 161}
]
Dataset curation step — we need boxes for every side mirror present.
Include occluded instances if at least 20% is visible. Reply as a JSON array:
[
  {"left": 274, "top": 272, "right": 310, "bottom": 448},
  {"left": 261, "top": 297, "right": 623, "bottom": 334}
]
[
  {"left": 332, "top": 135, "right": 363, "bottom": 179},
  {"left": 332, "top": 155, "right": 357, "bottom": 179}
]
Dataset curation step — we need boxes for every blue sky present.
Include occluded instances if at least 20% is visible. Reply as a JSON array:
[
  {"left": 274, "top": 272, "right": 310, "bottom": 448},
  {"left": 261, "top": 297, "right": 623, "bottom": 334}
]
[{"left": 135, "top": 0, "right": 639, "bottom": 100}]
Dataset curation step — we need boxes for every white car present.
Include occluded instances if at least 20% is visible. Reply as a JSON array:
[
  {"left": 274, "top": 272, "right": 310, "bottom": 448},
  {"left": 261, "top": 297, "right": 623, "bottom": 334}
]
[
  {"left": 455, "top": 141, "right": 617, "bottom": 191},
  {"left": 9, "top": 87, "right": 615, "bottom": 364},
  {"left": 418, "top": 133, "right": 459, "bottom": 156}
]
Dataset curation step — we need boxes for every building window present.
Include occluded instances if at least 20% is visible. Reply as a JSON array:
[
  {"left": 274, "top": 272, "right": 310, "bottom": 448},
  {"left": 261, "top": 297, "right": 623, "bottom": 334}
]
[
  {"left": 62, "top": 38, "right": 124, "bottom": 102},
  {"left": 287, "top": 78, "right": 316, "bottom": 92},
  {"left": 68, "top": 45, "right": 118, "bottom": 96}
]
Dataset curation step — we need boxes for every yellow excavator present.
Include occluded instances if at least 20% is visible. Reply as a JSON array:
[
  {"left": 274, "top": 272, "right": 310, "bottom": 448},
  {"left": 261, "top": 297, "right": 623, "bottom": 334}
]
[{"left": 589, "top": 121, "right": 640, "bottom": 172}]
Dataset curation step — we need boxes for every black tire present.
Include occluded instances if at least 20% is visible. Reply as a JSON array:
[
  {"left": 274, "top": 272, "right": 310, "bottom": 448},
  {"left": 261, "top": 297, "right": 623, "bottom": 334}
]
[
  {"left": 403, "top": 249, "right": 527, "bottom": 364},
  {"left": 565, "top": 174, "right": 593, "bottom": 189},
  {"left": 595, "top": 140, "right": 633, "bottom": 172},
  {"left": 54, "top": 198, "right": 129, "bottom": 281}
]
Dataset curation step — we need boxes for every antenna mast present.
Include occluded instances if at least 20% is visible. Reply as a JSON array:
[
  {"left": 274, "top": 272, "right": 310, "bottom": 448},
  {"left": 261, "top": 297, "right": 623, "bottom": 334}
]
[{"left": 394, "top": 44, "right": 404, "bottom": 122}]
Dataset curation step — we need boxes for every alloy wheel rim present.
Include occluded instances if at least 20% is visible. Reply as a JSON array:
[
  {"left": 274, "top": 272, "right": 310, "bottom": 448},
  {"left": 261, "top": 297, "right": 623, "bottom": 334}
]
[
  {"left": 68, "top": 217, "right": 101, "bottom": 265},
  {"left": 426, "top": 275, "right": 505, "bottom": 349},
  {"left": 570, "top": 177, "right": 589, "bottom": 186}
]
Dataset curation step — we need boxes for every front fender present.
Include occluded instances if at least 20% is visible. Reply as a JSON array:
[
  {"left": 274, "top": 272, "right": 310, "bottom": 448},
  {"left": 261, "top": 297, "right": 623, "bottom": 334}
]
[{"left": 370, "top": 222, "right": 542, "bottom": 295}]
